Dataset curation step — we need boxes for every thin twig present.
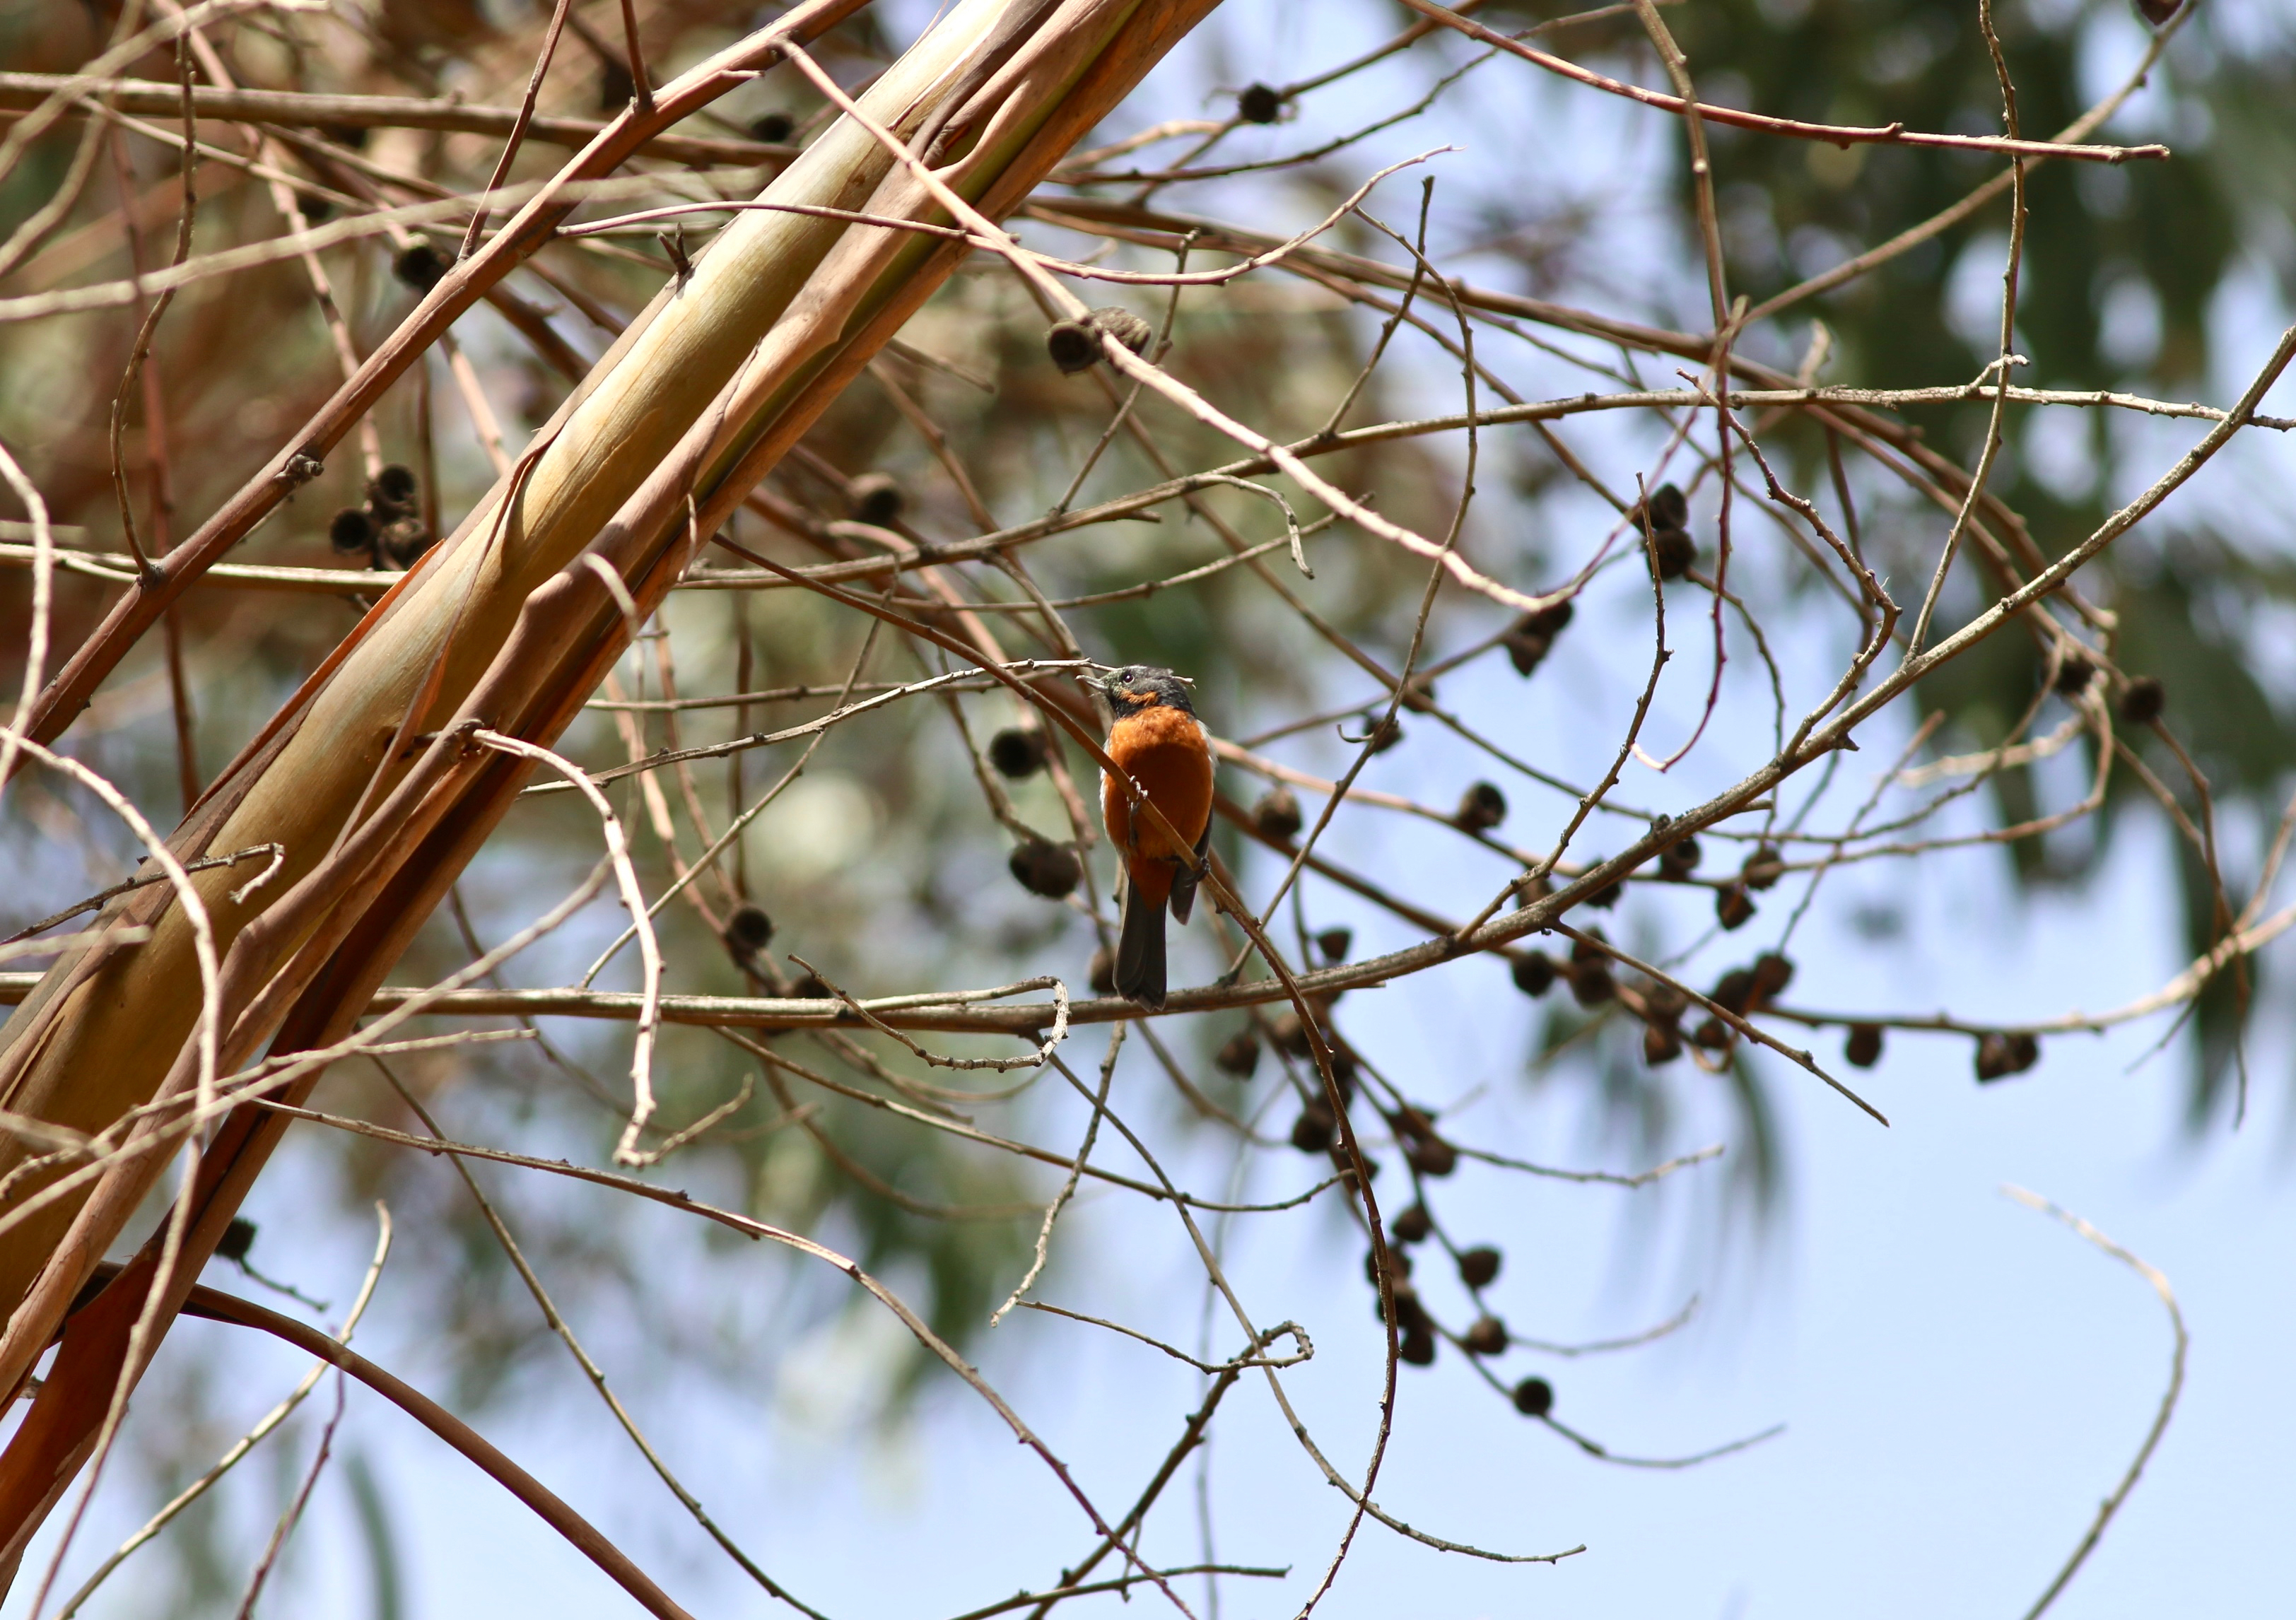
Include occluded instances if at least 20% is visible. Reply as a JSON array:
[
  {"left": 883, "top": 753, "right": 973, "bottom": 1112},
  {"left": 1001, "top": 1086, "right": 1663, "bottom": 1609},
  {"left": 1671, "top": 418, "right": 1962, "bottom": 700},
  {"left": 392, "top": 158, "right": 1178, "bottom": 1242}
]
[{"left": 2003, "top": 1189, "right": 2188, "bottom": 1620}]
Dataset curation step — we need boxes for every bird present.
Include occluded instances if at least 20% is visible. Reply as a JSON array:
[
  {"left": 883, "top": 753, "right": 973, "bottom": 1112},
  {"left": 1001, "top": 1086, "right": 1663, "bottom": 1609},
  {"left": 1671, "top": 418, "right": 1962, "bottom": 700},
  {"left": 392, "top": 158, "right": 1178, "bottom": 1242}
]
[{"left": 1094, "top": 664, "right": 1215, "bottom": 1011}]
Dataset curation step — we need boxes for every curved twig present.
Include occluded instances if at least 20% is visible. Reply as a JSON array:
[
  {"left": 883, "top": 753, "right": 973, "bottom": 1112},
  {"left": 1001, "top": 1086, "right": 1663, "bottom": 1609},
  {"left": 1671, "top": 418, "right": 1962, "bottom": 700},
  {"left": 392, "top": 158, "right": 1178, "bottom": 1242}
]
[{"left": 2003, "top": 1188, "right": 2188, "bottom": 1620}]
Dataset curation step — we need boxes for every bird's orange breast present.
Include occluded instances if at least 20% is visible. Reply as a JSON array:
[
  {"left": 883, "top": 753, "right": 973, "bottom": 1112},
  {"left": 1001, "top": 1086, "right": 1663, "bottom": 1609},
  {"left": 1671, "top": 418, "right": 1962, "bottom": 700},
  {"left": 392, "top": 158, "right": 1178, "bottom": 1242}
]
[{"left": 1101, "top": 705, "right": 1214, "bottom": 870}]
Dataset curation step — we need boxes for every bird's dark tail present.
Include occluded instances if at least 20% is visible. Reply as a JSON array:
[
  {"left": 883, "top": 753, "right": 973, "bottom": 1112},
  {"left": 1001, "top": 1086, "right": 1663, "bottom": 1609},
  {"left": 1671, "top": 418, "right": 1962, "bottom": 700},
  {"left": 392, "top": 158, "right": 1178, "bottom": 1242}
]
[{"left": 1114, "top": 877, "right": 1167, "bottom": 1010}]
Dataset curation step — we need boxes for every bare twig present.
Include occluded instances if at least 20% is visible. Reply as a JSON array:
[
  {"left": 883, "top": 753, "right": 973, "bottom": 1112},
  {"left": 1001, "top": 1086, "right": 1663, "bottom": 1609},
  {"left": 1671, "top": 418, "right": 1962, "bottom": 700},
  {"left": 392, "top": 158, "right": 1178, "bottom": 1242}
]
[{"left": 2003, "top": 1189, "right": 2188, "bottom": 1620}]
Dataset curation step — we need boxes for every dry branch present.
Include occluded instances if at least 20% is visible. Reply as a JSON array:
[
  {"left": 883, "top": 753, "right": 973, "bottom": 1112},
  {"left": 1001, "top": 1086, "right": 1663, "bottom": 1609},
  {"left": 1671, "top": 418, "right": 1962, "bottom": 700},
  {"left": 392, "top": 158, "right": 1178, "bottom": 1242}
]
[
  {"left": 0, "top": 0, "right": 1226, "bottom": 1570},
  {"left": 0, "top": 71, "right": 787, "bottom": 167}
]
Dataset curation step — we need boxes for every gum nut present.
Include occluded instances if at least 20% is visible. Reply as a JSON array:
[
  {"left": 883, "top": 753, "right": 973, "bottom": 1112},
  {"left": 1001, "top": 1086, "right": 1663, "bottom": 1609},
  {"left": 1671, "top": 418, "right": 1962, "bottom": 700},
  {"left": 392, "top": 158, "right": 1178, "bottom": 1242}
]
[
  {"left": 724, "top": 903, "right": 774, "bottom": 953},
  {"left": 1512, "top": 1376, "right": 1554, "bottom": 1417},
  {"left": 1457, "top": 1245, "right": 1501, "bottom": 1288}
]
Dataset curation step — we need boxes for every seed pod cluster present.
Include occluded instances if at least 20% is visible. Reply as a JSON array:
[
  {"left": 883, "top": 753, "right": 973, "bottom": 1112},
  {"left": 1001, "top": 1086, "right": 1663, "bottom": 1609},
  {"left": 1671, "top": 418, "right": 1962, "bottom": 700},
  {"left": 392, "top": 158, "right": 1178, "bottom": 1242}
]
[
  {"left": 1388, "top": 1103, "right": 1458, "bottom": 1177},
  {"left": 1400, "top": 1319, "right": 1436, "bottom": 1364},
  {"left": 375, "top": 522, "right": 429, "bottom": 570},
  {"left": 1008, "top": 838, "right": 1081, "bottom": 898},
  {"left": 2118, "top": 676, "right": 2166, "bottom": 726},
  {"left": 1454, "top": 780, "right": 1507, "bottom": 832},
  {"left": 1511, "top": 1375, "right": 1554, "bottom": 1417},
  {"left": 1456, "top": 1245, "right": 1501, "bottom": 1289},
  {"left": 1658, "top": 833, "right": 1702, "bottom": 880},
  {"left": 1635, "top": 483, "right": 1697, "bottom": 580},
  {"left": 393, "top": 241, "right": 448, "bottom": 293},
  {"left": 1046, "top": 305, "right": 1154, "bottom": 374},
  {"left": 1372, "top": 1269, "right": 1428, "bottom": 1323},
  {"left": 1463, "top": 1315, "right": 1509, "bottom": 1356},
  {"left": 218, "top": 1215, "right": 257, "bottom": 1263},
  {"left": 2054, "top": 651, "right": 2095, "bottom": 696},
  {"left": 1566, "top": 932, "right": 1614, "bottom": 1006},
  {"left": 1510, "top": 949, "right": 1557, "bottom": 998},
  {"left": 371, "top": 465, "right": 430, "bottom": 568},
  {"left": 1390, "top": 1203, "right": 1433, "bottom": 1244},
  {"left": 329, "top": 463, "right": 431, "bottom": 569},
  {"left": 1236, "top": 82, "right": 1283, "bottom": 123},
  {"left": 1407, "top": 1131, "right": 1459, "bottom": 1179},
  {"left": 1690, "top": 953, "right": 1795, "bottom": 1050},
  {"left": 1721, "top": 953, "right": 1794, "bottom": 1013},
  {"left": 1094, "top": 305, "right": 1156, "bottom": 355},
  {"left": 846, "top": 471, "right": 906, "bottom": 527},
  {"left": 1640, "top": 980, "right": 1690, "bottom": 1066},
  {"left": 1316, "top": 927, "right": 1352, "bottom": 963},
  {"left": 1845, "top": 1021, "right": 1884, "bottom": 1067},
  {"left": 722, "top": 903, "right": 774, "bottom": 961},
  {"left": 1740, "top": 845, "right": 1787, "bottom": 890},
  {"left": 1214, "top": 1029, "right": 1260, "bottom": 1077},
  {"left": 1357, "top": 714, "right": 1403, "bottom": 754},
  {"left": 1751, "top": 951, "right": 1796, "bottom": 1003},
  {"left": 1273, "top": 997, "right": 1352, "bottom": 1082},
  {"left": 1974, "top": 1031, "right": 2040, "bottom": 1081},
  {"left": 748, "top": 110, "right": 795, "bottom": 143},
  {"left": 1714, "top": 884, "right": 1757, "bottom": 929},
  {"left": 329, "top": 506, "right": 376, "bottom": 556},
  {"left": 1641, "top": 982, "right": 1690, "bottom": 1027},
  {"left": 368, "top": 462, "right": 417, "bottom": 516},
  {"left": 1253, "top": 787, "right": 1303, "bottom": 842},
  {"left": 1371, "top": 1275, "right": 1439, "bottom": 1366},
  {"left": 1652, "top": 532, "right": 1697, "bottom": 582},
  {"left": 1268, "top": 1003, "right": 1315, "bottom": 1057},
  {"left": 1503, "top": 598, "right": 1574, "bottom": 676},
  {"left": 988, "top": 726, "right": 1048, "bottom": 779}
]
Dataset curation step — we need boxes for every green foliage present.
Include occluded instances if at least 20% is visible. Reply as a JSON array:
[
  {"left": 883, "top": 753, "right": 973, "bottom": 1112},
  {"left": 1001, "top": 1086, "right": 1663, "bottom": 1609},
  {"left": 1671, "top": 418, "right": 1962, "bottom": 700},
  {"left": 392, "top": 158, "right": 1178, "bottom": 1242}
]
[{"left": 1668, "top": 0, "right": 2296, "bottom": 1115}]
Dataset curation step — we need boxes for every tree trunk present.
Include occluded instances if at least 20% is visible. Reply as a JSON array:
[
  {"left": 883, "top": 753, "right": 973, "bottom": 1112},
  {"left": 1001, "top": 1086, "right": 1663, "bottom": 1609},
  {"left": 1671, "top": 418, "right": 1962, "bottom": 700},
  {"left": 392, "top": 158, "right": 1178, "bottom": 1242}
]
[{"left": 0, "top": 0, "right": 1221, "bottom": 1573}]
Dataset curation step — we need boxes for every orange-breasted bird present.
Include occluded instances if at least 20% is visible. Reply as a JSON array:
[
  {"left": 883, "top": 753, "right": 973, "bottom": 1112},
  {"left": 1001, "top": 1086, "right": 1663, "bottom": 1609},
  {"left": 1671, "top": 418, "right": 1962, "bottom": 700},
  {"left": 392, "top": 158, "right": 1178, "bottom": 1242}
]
[{"left": 1094, "top": 664, "right": 1215, "bottom": 1011}]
